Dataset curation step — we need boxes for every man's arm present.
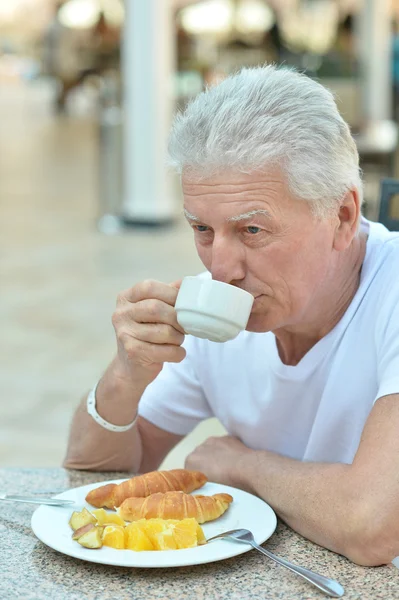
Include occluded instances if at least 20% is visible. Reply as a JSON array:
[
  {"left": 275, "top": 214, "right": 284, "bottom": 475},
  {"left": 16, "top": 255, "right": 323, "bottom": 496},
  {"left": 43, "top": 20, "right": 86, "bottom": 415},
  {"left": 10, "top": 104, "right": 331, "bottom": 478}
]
[
  {"left": 64, "top": 280, "right": 186, "bottom": 473},
  {"left": 63, "top": 378, "right": 182, "bottom": 473},
  {"left": 185, "top": 393, "right": 399, "bottom": 566}
]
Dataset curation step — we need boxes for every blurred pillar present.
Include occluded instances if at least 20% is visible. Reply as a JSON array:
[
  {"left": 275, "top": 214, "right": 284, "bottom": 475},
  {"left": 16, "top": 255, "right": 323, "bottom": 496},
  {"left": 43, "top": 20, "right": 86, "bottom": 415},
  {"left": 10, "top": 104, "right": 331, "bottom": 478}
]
[
  {"left": 122, "top": 0, "right": 176, "bottom": 224},
  {"left": 356, "top": 0, "right": 392, "bottom": 122}
]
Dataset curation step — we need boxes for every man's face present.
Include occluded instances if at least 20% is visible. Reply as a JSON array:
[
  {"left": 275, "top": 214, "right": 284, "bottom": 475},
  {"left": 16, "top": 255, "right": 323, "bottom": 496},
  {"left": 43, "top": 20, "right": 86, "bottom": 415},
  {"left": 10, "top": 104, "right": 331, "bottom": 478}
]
[{"left": 182, "top": 169, "right": 340, "bottom": 333}]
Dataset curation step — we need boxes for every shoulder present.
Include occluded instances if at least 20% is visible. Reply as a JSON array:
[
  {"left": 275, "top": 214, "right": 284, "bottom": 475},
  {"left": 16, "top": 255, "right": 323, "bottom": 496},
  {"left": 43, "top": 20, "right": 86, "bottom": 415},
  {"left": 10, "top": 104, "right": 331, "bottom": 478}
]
[
  {"left": 366, "top": 219, "right": 399, "bottom": 255},
  {"left": 362, "top": 224, "right": 399, "bottom": 342},
  {"left": 364, "top": 221, "right": 399, "bottom": 293}
]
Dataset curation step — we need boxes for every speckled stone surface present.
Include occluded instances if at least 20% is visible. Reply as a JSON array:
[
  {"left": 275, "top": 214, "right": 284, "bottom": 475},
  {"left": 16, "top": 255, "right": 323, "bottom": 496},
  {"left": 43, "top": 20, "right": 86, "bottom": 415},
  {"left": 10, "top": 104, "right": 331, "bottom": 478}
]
[{"left": 1, "top": 469, "right": 398, "bottom": 600}]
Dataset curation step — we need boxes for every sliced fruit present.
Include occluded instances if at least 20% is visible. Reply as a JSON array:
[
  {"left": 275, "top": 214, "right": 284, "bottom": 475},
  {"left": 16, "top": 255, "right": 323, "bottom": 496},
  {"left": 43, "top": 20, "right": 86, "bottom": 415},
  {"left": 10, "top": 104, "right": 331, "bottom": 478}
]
[
  {"left": 69, "top": 507, "right": 97, "bottom": 531},
  {"left": 141, "top": 519, "right": 168, "bottom": 548},
  {"left": 142, "top": 518, "right": 203, "bottom": 550},
  {"left": 72, "top": 523, "right": 96, "bottom": 541},
  {"left": 125, "top": 521, "right": 154, "bottom": 551},
  {"left": 154, "top": 528, "right": 178, "bottom": 550},
  {"left": 171, "top": 518, "right": 198, "bottom": 549},
  {"left": 77, "top": 526, "right": 103, "bottom": 549},
  {"left": 196, "top": 522, "right": 206, "bottom": 545},
  {"left": 70, "top": 514, "right": 206, "bottom": 552},
  {"left": 92, "top": 508, "right": 125, "bottom": 527},
  {"left": 102, "top": 525, "right": 125, "bottom": 549}
]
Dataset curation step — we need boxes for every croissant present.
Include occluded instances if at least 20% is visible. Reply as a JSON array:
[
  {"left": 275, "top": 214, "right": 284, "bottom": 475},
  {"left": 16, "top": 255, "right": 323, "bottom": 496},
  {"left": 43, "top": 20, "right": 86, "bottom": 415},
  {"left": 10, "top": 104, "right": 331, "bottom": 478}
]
[
  {"left": 85, "top": 469, "right": 207, "bottom": 509},
  {"left": 118, "top": 491, "right": 233, "bottom": 524}
]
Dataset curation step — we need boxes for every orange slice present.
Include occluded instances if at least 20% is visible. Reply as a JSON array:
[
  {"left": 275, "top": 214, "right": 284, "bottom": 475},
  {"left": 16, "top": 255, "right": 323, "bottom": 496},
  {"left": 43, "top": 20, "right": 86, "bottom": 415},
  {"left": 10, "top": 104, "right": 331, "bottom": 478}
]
[
  {"left": 125, "top": 520, "right": 154, "bottom": 551},
  {"left": 144, "top": 518, "right": 205, "bottom": 550},
  {"left": 196, "top": 522, "right": 206, "bottom": 545},
  {"left": 100, "top": 517, "right": 206, "bottom": 552},
  {"left": 171, "top": 518, "right": 199, "bottom": 549},
  {"left": 92, "top": 508, "right": 125, "bottom": 527},
  {"left": 141, "top": 519, "right": 168, "bottom": 549},
  {"left": 102, "top": 525, "right": 125, "bottom": 549},
  {"left": 154, "top": 528, "right": 178, "bottom": 550}
]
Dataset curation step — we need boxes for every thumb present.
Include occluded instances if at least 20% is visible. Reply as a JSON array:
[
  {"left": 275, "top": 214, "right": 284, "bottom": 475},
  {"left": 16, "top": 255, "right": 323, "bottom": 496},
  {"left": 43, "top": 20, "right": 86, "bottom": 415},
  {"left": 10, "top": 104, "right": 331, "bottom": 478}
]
[{"left": 170, "top": 279, "right": 183, "bottom": 290}]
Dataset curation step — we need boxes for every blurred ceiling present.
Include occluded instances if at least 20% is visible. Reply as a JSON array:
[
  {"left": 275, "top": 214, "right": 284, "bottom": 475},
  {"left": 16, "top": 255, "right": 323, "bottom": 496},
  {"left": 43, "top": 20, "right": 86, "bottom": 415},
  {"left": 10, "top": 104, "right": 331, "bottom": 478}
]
[{"left": 0, "top": 0, "right": 398, "bottom": 45}]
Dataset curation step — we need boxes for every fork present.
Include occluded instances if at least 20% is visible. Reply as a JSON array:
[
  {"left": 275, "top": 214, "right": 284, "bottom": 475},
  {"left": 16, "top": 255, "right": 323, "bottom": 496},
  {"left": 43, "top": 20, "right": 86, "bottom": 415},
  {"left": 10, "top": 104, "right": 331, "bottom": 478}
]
[
  {"left": 207, "top": 528, "right": 344, "bottom": 598},
  {"left": 0, "top": 494, "right": 76, "bottom": 507}
]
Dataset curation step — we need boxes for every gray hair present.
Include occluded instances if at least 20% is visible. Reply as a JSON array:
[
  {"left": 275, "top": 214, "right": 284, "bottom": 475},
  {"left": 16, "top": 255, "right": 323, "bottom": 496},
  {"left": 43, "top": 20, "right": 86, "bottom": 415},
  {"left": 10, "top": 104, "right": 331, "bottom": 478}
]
[{"left": 168, "top": 65, "right": 363, "bottom": 218}]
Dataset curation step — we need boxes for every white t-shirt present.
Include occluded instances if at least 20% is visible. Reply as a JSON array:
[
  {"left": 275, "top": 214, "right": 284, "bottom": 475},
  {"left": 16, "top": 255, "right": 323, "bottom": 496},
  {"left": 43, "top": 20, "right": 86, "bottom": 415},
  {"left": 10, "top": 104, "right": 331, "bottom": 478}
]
[{"left": 138, "top": 218, "right": 399, "bottom": 464}]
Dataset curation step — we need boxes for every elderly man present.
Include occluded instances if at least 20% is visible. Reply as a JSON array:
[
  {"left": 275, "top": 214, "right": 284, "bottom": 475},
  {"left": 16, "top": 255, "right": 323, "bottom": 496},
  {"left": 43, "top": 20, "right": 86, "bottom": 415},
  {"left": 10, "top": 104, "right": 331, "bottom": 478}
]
[{"left": 64, "top": 66, "right": 399, "bottom": 566}]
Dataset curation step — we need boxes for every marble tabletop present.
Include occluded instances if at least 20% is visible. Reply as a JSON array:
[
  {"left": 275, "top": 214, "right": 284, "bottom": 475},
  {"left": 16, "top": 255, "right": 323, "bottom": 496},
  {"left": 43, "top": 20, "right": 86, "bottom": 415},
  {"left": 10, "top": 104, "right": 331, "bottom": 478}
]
[{"left": 1, "top": 468, "right": 398, "bottom": 600}]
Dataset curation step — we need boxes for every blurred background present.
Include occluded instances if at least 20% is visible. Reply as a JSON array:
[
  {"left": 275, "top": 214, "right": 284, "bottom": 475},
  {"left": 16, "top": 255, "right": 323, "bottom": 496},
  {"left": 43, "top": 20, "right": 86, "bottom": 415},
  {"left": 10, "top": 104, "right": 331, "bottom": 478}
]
[{"left": 1, "top": 0, "right": 399, "bottom": 470}]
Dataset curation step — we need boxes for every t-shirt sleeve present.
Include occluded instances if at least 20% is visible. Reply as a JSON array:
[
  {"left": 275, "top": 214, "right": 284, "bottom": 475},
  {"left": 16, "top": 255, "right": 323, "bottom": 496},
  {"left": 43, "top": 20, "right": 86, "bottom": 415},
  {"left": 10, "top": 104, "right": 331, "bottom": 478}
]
[
  {"left": 137, "top": 335, "right": 213, "bottom": 435},
  {"left": 375, "top": 280, "right": 399, "bottom": 402}
]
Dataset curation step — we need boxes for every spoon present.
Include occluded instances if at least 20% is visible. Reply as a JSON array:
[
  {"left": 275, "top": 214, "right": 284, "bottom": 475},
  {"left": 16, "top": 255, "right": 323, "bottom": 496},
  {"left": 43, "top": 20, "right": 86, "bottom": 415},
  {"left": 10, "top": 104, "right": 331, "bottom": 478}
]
[{"left": 207, "top": 528, "right": 344, "bottom": 598}]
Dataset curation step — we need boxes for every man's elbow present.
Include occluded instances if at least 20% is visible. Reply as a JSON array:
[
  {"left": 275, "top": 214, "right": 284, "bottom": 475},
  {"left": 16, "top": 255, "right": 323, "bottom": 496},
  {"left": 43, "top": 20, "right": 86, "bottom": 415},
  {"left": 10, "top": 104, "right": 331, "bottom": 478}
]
[
  {"left": 62, "top": 452, "right": 135, "bottom": 473},
  {"left": 341, "top": 503, "right": 399, "bottom": 566},
  {"left": 62, "top": 457, "right": 88, "bottom": 471}
]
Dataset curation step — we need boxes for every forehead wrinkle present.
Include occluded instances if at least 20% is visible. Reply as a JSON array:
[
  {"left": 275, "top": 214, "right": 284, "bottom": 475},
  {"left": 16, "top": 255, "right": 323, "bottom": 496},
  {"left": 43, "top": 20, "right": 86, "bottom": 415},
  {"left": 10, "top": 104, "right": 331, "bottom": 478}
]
[
  {"left": 182, "top": 177, "right": 284, "bottom": 192},
  {"left": 184, "top": 188, "right": 261, "bottom": 198}
]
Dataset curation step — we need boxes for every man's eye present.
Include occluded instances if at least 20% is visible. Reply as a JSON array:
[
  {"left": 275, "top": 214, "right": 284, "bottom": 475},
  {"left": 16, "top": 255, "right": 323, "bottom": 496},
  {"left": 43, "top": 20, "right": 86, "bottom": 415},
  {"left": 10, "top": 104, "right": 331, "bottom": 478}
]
[
  {"left": 194, "top": 225, "right": 209, "bottom": 232},
  {"left": 246, "top": 226, "right": 261, "bottom": 234}
]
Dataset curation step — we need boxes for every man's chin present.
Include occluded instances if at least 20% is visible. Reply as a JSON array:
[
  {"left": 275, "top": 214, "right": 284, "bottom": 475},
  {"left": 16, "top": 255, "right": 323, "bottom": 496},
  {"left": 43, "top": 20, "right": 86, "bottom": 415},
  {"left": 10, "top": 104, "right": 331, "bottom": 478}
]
[{"left": 245, "top": 314, "right": 274, "bottom": 333}]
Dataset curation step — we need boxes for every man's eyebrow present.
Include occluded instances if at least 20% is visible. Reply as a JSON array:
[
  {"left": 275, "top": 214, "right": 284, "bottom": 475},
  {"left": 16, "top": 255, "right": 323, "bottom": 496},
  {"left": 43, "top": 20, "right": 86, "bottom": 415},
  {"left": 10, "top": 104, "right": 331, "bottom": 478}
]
[
  {"left": 227, "top": 209, "right": 271, "bottom": 222},
  {"left": 183, "top": 208, "right": 272, "bottom": 223},
  {"left": 183, "top": 209, "right": 201, "bottom": 222}
]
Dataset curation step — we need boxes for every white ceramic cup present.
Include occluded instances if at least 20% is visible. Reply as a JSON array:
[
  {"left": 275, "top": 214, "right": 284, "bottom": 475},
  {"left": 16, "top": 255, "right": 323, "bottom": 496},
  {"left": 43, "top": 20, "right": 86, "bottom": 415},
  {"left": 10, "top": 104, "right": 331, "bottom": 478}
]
[{"left": 175, "top": 274, "right": 254, "bottom": 342}]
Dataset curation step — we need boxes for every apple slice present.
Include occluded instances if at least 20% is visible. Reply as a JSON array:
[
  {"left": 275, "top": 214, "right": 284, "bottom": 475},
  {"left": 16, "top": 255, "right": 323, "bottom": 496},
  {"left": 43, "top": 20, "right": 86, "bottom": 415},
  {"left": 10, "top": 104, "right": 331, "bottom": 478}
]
[
  {"left": 69, "top": 508, "right": 97, "bottom": 531},
  {"left": 72, "top": 523, "right": 96, "bottom": 541},
  {"left": 77, "top": 526, "right": 103, "bottom": 549}
]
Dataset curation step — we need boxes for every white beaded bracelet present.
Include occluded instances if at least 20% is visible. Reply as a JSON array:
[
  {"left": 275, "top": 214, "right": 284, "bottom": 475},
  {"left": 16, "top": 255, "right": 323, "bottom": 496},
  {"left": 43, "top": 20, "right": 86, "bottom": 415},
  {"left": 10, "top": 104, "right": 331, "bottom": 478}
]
[{"left": 87, "top": 382, "right": 139, "bottom": 433}]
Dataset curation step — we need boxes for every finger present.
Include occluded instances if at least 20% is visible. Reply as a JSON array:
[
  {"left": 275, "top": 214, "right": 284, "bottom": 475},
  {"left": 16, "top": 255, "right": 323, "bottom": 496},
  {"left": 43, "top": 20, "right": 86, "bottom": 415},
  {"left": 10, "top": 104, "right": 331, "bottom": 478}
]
[
  {"left": 113, "top": 299, "right": 185, "bottom": 335},
  {"left": 131, "top": 299, "right": 185, "bottom": 333},
  {"left": 124, "top": 339, "right": 187, "bottom": 365},
  {"left": 129, "top": 322, "right": 185, "bottom": 346},
  {"left": 147, "top": 343, "right": 186, "bottom": 364},
  {"left": 120, "top": 280, "right": 179, "bottom": 306},
  {"left": 169, "top": 279, "right": 183, "bottom": 290}
]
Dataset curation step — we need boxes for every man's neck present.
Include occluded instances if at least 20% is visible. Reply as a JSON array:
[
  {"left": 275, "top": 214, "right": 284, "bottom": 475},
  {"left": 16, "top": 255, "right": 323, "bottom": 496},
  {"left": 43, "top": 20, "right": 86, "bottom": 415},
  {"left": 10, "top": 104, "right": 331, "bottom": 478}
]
[{"left": 274, "top": 232, "right": 368, "bottom": 366}]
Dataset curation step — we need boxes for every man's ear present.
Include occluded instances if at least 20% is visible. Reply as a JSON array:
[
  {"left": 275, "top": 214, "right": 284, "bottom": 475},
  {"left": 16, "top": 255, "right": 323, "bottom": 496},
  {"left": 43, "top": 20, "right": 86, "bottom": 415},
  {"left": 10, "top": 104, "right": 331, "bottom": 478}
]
[{"left": 333, "top": 189, "right": 361, "bottom": 252}]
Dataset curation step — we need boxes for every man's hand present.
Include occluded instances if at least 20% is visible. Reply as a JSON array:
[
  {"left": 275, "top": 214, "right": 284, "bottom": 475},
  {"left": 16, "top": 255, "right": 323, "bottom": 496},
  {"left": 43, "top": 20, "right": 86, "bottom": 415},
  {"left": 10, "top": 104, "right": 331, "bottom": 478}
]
[
  {"left": 184, "top": 435, "right": 253, "bottom": 487},
  {"left": 111, "top": 279, "right": 185, "bottom": 387},
  {"left": 93, "top": 278, "right": 185, "bottom": 432}
]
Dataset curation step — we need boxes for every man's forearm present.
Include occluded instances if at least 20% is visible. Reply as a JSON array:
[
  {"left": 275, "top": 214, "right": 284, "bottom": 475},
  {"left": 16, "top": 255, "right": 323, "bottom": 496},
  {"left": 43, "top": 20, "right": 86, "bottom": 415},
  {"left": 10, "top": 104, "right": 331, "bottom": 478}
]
[
  {"left": 63, "top": 394, "right": 143, "bottom": 472},
  {"left": 235, "top": 450, "right": 367, "bottom": 562},
  {"left": 63, "top": 360, "right": 149, "bottom": 472}
]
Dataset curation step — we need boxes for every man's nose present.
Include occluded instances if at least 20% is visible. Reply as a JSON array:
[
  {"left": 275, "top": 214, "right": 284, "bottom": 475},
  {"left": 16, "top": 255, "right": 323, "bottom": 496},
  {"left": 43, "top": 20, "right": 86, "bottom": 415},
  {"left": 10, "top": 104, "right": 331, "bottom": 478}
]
[{"left": 210, "top": 236, "right": 246, "bottom": 284}]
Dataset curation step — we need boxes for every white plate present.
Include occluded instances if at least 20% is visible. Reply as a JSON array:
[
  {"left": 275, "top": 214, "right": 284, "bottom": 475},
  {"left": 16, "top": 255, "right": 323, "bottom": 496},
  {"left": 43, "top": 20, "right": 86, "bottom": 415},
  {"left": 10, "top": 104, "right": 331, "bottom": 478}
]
[{"left": 31, "top": 480, "right": 277, "bottom": 568}]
